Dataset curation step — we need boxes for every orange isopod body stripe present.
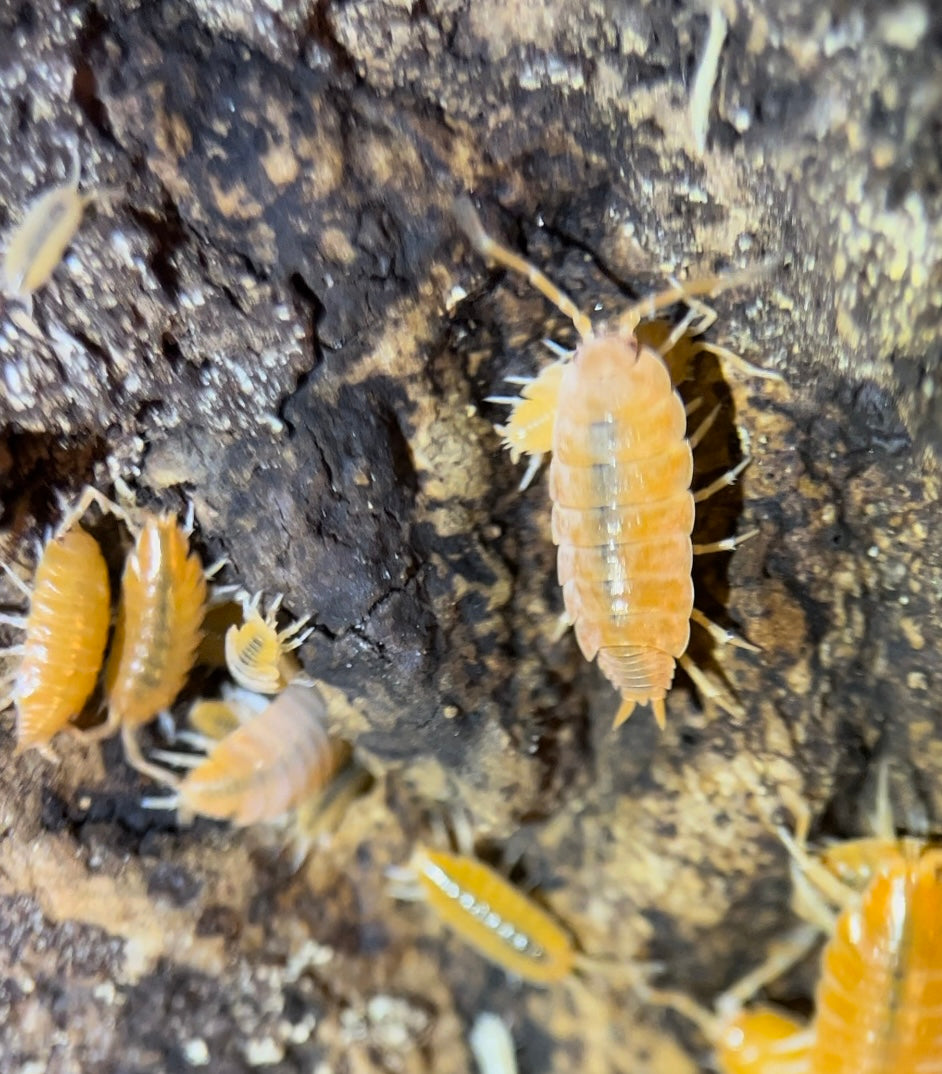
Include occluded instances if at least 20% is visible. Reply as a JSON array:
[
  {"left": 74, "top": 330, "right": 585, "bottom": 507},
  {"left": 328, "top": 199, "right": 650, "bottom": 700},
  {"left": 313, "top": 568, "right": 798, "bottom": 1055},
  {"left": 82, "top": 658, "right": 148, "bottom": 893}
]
[
  {"left": 104, "top": 513, "right": 207, "bottom": 726},
  {"left": 12, "top": 526, "right": 110, "bottom": 750},
  {"left": 550, "top": 335, "right": 694, "bottom": 710},
  {"left": 808, "top": 848, "right": 942, "bottom": 1074},
  {"left": 412, "top": 847, "right": 576, "bottom": 984}
]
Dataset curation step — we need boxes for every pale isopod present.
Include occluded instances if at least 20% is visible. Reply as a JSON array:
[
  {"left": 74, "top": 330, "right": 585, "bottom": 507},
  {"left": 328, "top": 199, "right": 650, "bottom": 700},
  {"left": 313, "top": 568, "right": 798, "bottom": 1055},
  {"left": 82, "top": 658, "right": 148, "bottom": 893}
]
[
  {"left": 144, "top": 683, "right": 352, "bottom": 827},
  {"left": 455, "top": 198, "right": 777, "bottom": 729},
  {"left": 2, "top": 144, "right": 98, "bottom": 310},
  {"left": 224, "top": 590, "right": 313, "bottom": 693},
  {"left": 0, "top": 490, "right": 112, "bottom": 754}
]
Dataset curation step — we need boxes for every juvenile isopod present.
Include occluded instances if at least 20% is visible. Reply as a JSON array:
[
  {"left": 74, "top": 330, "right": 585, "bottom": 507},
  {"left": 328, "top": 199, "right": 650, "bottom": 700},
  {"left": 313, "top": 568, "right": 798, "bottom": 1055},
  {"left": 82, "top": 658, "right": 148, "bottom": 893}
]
[
  {"left": 0, "top": 489, "right": 112, "bottom": 754},
  {"left": 388, "top": 817, "right": 654, "bottom": 990},
  {"left": 455, "top": 198, "right": 778, "bottom": 729},
  {"left": 2, "top": 144, "right": 101, "bottom": 313},
  {"left": 143, "top": 683, "right": 354, "bottom": 827},
  {"left": 224, "top": 590, "right": 313, "bottom": 693},
  {"left": 90, "top": 508, "right": 210, "bottom": 782},
  {"left": 645, "top": 767, "right": 942, "bottom": 1073}
]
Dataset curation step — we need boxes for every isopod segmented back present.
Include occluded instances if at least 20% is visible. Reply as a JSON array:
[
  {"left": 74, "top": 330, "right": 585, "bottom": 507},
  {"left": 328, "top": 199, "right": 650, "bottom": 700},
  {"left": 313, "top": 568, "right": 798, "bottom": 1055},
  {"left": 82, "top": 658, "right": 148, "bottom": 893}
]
[
  {"left": 456, "top": 198, "right": 767, "bottom": 728},
  {"left": 1, "top": 524, "right": 110, "bottom": 752}
]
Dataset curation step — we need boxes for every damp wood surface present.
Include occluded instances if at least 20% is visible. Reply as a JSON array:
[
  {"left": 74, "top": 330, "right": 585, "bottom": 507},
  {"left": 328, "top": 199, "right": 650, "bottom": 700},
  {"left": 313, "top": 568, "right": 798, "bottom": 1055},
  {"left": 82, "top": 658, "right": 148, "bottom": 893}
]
[{"left": 0, "top": 1, "right": 941, "bottom": 1072}]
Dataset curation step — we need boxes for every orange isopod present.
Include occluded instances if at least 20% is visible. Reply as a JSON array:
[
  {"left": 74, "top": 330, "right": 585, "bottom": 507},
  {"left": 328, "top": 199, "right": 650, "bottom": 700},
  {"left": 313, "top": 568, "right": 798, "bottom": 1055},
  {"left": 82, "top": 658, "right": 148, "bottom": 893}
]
[
  {"left": 0, "top": 498, "right": 111, "bottom": 754},
  {"left": 96, "top": 510, "right": 208, "bottom": 781},
  {"left": 143, "top": 683, "right": 352, "bottom": 826},
  {"left": 395, "top": 845, "right": 577, "bottom": 984},
  {"left": 455, "top": 198, "right": 776, "bottom": 728},
  {"left": 647, "top": 772, "right": 942, "bottom": 1073},
  {"left": 389, "top": 824, "right": 654, "bottom": 990}
]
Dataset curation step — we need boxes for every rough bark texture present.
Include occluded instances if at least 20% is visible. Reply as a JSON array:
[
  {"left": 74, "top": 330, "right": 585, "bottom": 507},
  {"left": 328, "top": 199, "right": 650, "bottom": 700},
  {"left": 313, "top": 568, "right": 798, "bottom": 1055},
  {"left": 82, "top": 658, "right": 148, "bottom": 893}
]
[{"left": 0, "top": 1, "right": 940, "bottom": 1072}]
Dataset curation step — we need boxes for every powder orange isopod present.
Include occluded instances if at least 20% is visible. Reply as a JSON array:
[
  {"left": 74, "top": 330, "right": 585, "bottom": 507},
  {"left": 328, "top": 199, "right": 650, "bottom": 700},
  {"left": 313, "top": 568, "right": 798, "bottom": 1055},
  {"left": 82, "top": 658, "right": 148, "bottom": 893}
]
[
  {"left": 0, "top": 493, "right": 111, "bottom": 754},
  {"left": 142, "top": 683, "right": 352, "bottom": 827},
  {"left": 455, "top": 198, "right": 778, "bottom": 728},
  {"left": 91, "top": 509, "right": 208, "bottom": 782},
  {"left": 388, "top": 819, "right": 655, "bottom": 991},
  {"left": 645, "top": 768, "right": 942, "bottom": 1073}
]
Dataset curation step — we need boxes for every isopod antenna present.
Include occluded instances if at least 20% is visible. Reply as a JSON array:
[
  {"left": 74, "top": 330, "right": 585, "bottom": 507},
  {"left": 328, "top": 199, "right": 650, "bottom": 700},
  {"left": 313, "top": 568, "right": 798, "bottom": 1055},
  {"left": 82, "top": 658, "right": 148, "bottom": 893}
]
[{"left": 453, "top": 197, "right": 594, "bottom": 340}]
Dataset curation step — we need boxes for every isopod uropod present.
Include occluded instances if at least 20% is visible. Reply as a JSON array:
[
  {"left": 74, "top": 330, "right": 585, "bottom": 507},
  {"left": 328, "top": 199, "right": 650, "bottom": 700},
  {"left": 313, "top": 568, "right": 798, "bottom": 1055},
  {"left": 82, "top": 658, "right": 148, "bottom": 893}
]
[
  {"left": 224, "top": 590, "right": 313, "bottom": 694},
  {"left": 2, "top": 144, "right": 97, "bottom": 310},
  {"left": 455, "top": 198, "right": 777, "bottom": 728},
  {"left": 143, "top": 683, "right": 353, "bottom": 827},
  {"left": 647, "top": 768, "right": 942, "bottom": 1073},
  {"left": 0, "top": 490, "right": 112, "bottom": 754}
]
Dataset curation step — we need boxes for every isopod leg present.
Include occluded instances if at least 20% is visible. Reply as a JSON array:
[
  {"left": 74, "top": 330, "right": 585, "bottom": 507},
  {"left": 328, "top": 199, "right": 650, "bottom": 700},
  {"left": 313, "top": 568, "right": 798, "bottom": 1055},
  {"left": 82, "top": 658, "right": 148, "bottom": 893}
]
[
  {"left": 670, "top": 292, "right": 717, "bottom": 337},
  {"left": 573, "top": 952, "right": 665, "bottom": 995},
  {"left": 139, "top": 792, "right": 181, "bottom": 812},
  {"left": 13, "top": 738, "right": 59, "bottom": 763},
  {"left": 690, "top": 608, "right": 760, "bottom": 652},
  {"left": 692, "top": 457, "right": 751, "bottom": 502},
  {"left": 517, "top": 453, "right": 544, "bottom": 492},
  {"left": 695, "top": 341, "right": 783, "bottom": 381},
  {"left": 549, "top": 610, "right": 572, "bottom": 643},
  {"left": 776, "top": 824, "right": 857, "bottom": 927},
  {"left": 658, "top": 307, "right": 700, "bottom": 354},
  {"left": 639, "top": 985, "right": 719, "bottom": 1040},
  {"left": 616, "top": 266, "right": 767, "bottom": 336},
  {"left": 121, "top": 724, "right": 183, "bottom": 788},
  {"left": 692, "top": 528, "right": 758, "bottom": 555},
  {"left": 868, "top": 759, "right": 896, "bottom": 841},
  {"left": 714, "top": 924, "right": 820, "bottom": 1014},
  {"left": 56, "top": 484, "right": 133, "bottom": 536},
  {"left": 687, "top": 403, "right": 721, "bottom": 450},
  {"left": 67, "top": 137, "right": 81, "bottom": 189},
  {"left": 148, "top": 747, "right": 206, "bottom": 769},
  {"left": 541, "top": 338, "right": 573, "bottom": 360},
  {"left": 1, "top": 561, "right": 32, "bottom": 600},
  {"left": 775, "top": 789, "right": 858, "bottom": 926},
  {"left": 677, "top": 654, "right": 743, "bottom": 718},
  {"left": 70, "top": 707, "right": 121, "bottom": 743},
  {"left": 448, "top": 807, "right": 476, "bottom": 857},
  {"left": 643, "top": 925, "right": 818, "bottom": 1050}
]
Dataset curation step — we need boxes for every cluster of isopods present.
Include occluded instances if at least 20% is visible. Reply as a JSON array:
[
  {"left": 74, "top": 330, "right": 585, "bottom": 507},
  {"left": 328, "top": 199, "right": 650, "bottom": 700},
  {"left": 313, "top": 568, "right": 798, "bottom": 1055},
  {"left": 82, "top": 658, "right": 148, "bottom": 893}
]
[
  {"left": 0, "top": 486, "right": 359, "bottom": 850},
  {"left": 3, "top": 150, "right": 940, "bottom": 1073}
]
